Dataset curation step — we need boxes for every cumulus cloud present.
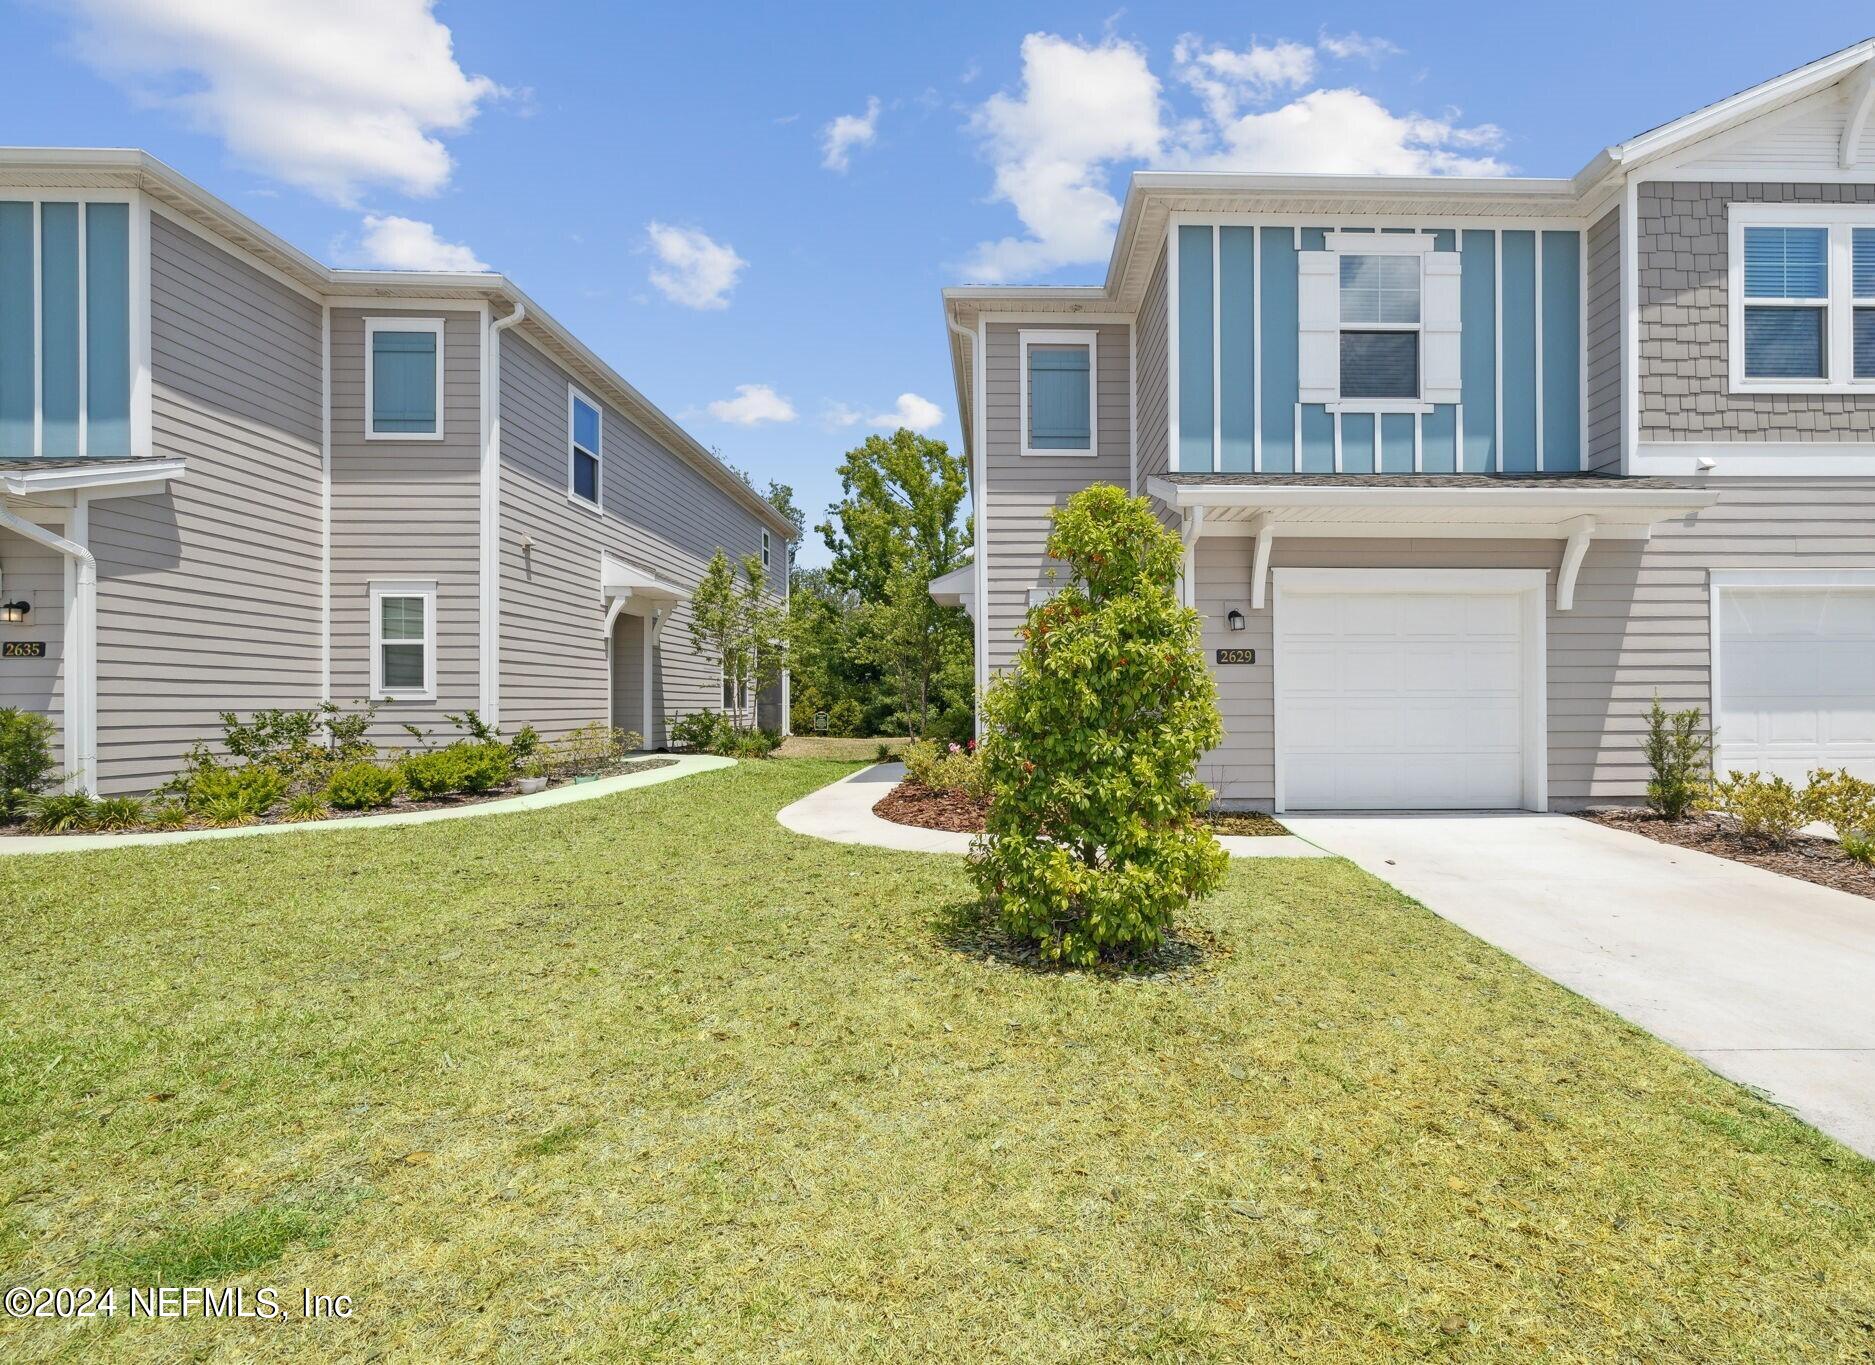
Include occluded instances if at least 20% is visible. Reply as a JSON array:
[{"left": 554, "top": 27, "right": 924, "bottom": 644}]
[
  {"left": 964, "top": 29, "right": 1507, "bottom": 281},
  {"left": 707, "top": 384, "right": 798, "bottom": 426},
  {"left": 822, "top": 401, "right": 864, "bottom": 429},
  {"left": 356, "top": 214, "right": 487, "bottom": 271},
  {"left": 65, "top": 0, "right": 500, "bottom": 205},
  {"left": 645, "top": 222, "right": 747, "bottom": 309},
  {"left": 869, "top": 393, "right": 943, "bottom": 432},
  {"left": 821, "top": 96, "right": 881, "bottom": 172}
]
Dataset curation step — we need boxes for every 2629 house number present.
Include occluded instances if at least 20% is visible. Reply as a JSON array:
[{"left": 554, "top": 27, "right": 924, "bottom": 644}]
[
  {"left": 1214, "top": 648, "right": 1257, "bottom": 665},
  {"left": 3, "top": 642, "right": 46, "bottom": 659}
]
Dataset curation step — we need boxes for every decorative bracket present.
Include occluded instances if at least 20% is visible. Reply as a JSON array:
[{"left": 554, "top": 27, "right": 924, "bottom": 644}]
[
  {"left": 1556, "top": 514, "right": 1596, "bottom": 611},
  {"left": 1248, "top": 514, "right": 1275, "bottom": 611},
  {"left": 1842, "top": 62, "right": 1875, "bottom": 170}
]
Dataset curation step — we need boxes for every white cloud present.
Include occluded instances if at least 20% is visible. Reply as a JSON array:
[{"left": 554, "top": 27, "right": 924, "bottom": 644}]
[
  {"left": 357, "top": 214, "right": 487, "bottom": 271},
  {"left": 707, "top": 384, "right": 797, "bottom": 426},
  {"left": 822, "top": 401, "right": 865, "bottom": 429},
  {"left": 65, "top": 0, "right": 500, "bottom": 205},
  {"left": 869, "top": 393, "right": 943, "bottom": 432},
  {"left": 821, "top": 96, "right": 881, "bottom": 172},
  {"left": 964, "top": 30, "right": 1507, "bottom": 281},
  {"left": 645, "top": 222, "right": 747, "bottom": 309}
]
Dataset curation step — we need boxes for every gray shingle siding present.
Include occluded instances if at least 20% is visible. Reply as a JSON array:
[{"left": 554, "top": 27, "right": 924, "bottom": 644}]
[
  {"left": 1585, "top": 207, "right": 1623, "bottom": 471},
  {"left": 1135, "top": 245, "right": 1171, "bottom": 519}
]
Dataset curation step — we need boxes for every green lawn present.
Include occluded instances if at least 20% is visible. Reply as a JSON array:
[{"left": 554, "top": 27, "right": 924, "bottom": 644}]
[{"left": 2, "top": 760, "right": 1872, "bottom": 1361}]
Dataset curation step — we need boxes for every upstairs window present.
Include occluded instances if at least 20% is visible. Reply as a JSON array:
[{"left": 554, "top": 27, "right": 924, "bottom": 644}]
[
  {"left": 366, "top": 318, "right": 443, "bottom": 438},
  {"left": 569, "top": 388, "right": 601, "bottom": 506},
  {"left": 762, "top": 529, "right": 771, "bottom": 570},
  {"left": 1730, "top": 207, "right": 1875, "bottom": 393},
  {"left": 1338, "top": 254, "right": 1421, "bottom": 399},
  {"left": 1019, "top": 330, "right": 1097, "bottom": 456}
]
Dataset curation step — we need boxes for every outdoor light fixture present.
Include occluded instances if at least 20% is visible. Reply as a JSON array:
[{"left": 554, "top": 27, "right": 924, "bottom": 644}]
[
  {"left": 1, "top": 600, "right": 28, "bottom": 624},
  {"left": 1226, "top": 608, "right": 1246, "bottom": 632}
]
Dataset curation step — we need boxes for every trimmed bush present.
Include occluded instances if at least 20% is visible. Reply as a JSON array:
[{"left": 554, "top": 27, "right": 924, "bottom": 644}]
[
  {"left": 1709, "top": 771, "right": 1806, "bottom": 846},
  {"left": 972, "top": 484, "right": 1228, "bottom": 966},
  {"left": 323, "top": 761, "right": 403, "bottom": 811},
  {"left": 1842, "top": 831, "right": 1875, "bottom": 866},
  {"left": 186, "top": 765, "right": 286, "bottom": 818},
  {"left": 146, "top": 802, "right": 192, "bottom": 830},
  {"left": 1642, "top": 695, "right": 1711, "bottom": 821},
  {"left": 538, "top": 723, "right": 637, "bottom": 777},
  {"left": 1803, "top": 768, "right": 1875, "bottom": 837},
  {"left": 902, "top": 738, "right": 986, "bottom": 798},
  {"left": 280, "top": 792, "right": 330, "bottom": 823},
  {"left": 90, "top": 796, "right": 148, "bottom": 830},
  {"left": 669, "top": 710, "right": 735, "bottom": 755},
  {"left": 400, "top": 747, "right": 465, "bottom": 800},
  {"left": 27, "top": 792, "right": 97, "bottom": 833},
  {"left": 0, "top": 707, "right": 59, "bottom": 822}
]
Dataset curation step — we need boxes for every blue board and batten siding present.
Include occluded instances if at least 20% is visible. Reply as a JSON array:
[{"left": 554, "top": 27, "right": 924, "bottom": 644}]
[{"left": 1173, "top": 223, "right": 1583, "bottom": 475}]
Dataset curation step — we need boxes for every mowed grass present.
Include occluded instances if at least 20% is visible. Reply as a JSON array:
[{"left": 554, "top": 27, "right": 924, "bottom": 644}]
[{"left": 1, "top": 760, "right": 1872, "bottom": 1362}]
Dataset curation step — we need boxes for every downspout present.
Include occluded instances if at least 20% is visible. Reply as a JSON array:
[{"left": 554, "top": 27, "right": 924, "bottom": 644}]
[
  {"left": 480, "top": 299, "right": 526, "bottom": 728},
  {"left": 0, "top": 504, "right": 96, "bottom": 793},
  {"left": 948, "top": 312, "right": 986, "bottom": 738}
]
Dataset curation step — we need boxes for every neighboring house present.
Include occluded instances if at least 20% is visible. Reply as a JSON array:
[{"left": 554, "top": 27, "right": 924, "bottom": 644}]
[
  {"left": 937, "top": 42, "right": 1875, "bottom": 812},
  {"left": 0, "top": 149, "right": 792, "bottom": 795}
]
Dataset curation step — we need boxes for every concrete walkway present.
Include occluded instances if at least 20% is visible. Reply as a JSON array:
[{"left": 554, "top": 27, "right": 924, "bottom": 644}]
[
  {"left": 1282, "top": 811, "right": 1875, "bottom": 1159},
  {"left": 776, "top": 763, "right": 1332, "bottom": 858},
  {"left": 0, "top": 754, "right": 734, "bottom": 856}
]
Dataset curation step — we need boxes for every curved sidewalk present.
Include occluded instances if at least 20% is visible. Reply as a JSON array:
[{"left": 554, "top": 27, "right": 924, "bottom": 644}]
[
  {"left": 776, "top": 762, "right": 1331, "bottom": 858},
  {"left": 0, "top": 754, "right": 734, "bottom": 857}
]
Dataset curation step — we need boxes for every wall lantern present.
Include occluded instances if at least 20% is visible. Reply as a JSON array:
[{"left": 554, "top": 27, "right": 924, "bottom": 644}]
[
  {"left": 0, "top": 600, "right": 28, "bottom": 625},
  {"left": 1226, "top": 608, "right": 1246, "bottom": 632}
]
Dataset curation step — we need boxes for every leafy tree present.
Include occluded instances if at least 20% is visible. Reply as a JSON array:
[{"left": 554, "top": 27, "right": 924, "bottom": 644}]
[
  {"left": 764, "top": 481, "right": 804, "bottom": 567},
  {"left": 857, "top": 556, "right": 973, "bottom": 737},
  {"left": 972, "top": 484, "right": 1227, "bottom": 966},
  {"left": 818, "top": 428, "right": 971, "bottom": 599},
  {"left": 689, "top": 549, "right": 789, "bottom": 732}
]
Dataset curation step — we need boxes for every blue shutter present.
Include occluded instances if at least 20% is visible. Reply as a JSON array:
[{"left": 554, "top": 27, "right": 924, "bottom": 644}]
[
  {"left": 0, "top": 202, "right": 30, "bottom": 458},
  {"left": 1743, "top": 227, "right": 1827, "bottom": 298},
  {"left": 85, "top": 202, "right": 130, "bottom": 456},
  {"left": 1028, "top": 345, "right": 1090, "bottom": 449},
  {"left": 1744, "top": 308, "right": 1825, "bottom": 378},
  {"left": 372, "top": 329, "right": 438, "bottom": 433},
  {"left": 1855, "top": 229, "right": 1875, "bottom": 299}
]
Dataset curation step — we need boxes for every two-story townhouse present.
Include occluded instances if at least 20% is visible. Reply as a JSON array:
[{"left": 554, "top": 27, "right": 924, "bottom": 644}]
[
  {"left": 938, "top": 41, "right": 1875, "bottom": 813},
  {"left": 0, "top": 150, "right": 792, "bottom": 795}
]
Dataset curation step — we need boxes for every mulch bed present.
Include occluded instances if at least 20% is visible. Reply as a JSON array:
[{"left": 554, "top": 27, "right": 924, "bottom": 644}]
[
  {"left": 872, "top": 780, "right": 1291, "bottom": 840},
  {"left": 1578, "top": 807, "right": 1875, "bottom": 901}
]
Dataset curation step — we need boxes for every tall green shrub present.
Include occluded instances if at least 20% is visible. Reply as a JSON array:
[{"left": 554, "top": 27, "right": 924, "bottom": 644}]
[
  {"left": 0, "top": 707, "right": 59, "bottom": 821},
  {"left": 971, "top": 484, "right": 1227, "bottom": 966},
  {"left": 1642, "top": 695, "right": 1711, "bottom": 820}
]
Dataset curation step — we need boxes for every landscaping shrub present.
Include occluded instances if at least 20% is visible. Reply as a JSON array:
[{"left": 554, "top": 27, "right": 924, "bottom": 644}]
[
  {"left": 1842, "top": 831, "right": 1875, "bottom": 866},
  {"left": 902, "top": 738, "right": 987, "bottom": 798},
  {"left": 90, "top": 796, "right": 147, "bottom": 830},
  {"left": 323, "top": 761, "right": 403, "bottom": 811},
  {"left": 669, "top": 710, "right": 736, "bottom": 755},
  {"left": 399, "top": 747, "right": 462, "bottom": 800},
  {"left": 0, "top": 706, "right": 59, "bottom": 822},
  {"left": 1802, "top": 768, "right": 1875, "bottom": 837},
  {"left": 185, "top": 765, "right": 286, "bottom": 818},
  {"left": 727, "top": 728, "right": 781, "bottom": 760},
  {"left": 174, "top": 702, "right": 380, "bottom": 795},
  {"left": 452, "top": 740, "right": 516, "bottom": 793},
  {"left": 280, "top": 793, "right": 330, "bottom": 823},
  {"left": 1642, "top": 695, "right": 1711, "bottom": 820},
  {"left": 538, "top": 722, "right": 637, "bottom": 777},
  {"left": 972, "top": 483, "right": 1228, "bottom": 966},
  {"left": 1709, "top": 771, "right": 1806, "bottom": 846},
  {"left": 198, "top": 795, "right": 263, "bottom": 827},
  {"left": 27, "top": 791, "right": 97, "bottom": 833},
  {"left": 146, "top": 802, "right": 191, "bottom": 830},
  {"left": 826, "top": 698, "right": 864, "bottom": 738}
]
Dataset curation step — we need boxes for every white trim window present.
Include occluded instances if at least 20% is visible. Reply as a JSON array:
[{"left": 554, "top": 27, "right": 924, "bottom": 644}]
[
  {"left": 1299, "top": 232, "right": 1454, "bottom": 413},
  {"left": 568, "top": 385, "right": 602, "bottom": 507},
  {"left": 1729, "top": 204, "right": 1875, "bottom": 393},
  {"left": 364, "top": 317, "right": 445, "bottom": 440},
  {"left": 762, "top": 528, "right": 772, "bottom": 570},
  {"left": 370, "top": 580, "right": 436, "bottom": 701},
  {"left": 1018, "top": 328, "right": 1097, "bottom": 457}
]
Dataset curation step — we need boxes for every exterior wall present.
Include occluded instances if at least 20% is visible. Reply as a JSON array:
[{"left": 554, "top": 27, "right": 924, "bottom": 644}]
[
  {"left": 1193, "top": 477, "right": 1875, "bottom": 809},
  {"left": 1636, "top": 181, "right": 1875, "bottom": 441},
  {"left": 85, "top": 212, "right": 324, "bottom": 792},
  {"left": 1135, "top": 244, "right": 1171, "bottom": 517},
  {"left": 1584, "top": 207, "right": 1623, "bottom": 472},
  {"left": 328, "top": 306, "right": 484, "bottom": 745},
  {"left": 981, "top": 320, "right": 1132, "bottom": 676},
  {"left": 609, "top": 611, "right": 647, "bottom": 741},
  {"left": 497, "top": 332, "right": 779, "bottom": 748},
  {"left": 0, "top": 526, "right": 66, "bottom": 767}
]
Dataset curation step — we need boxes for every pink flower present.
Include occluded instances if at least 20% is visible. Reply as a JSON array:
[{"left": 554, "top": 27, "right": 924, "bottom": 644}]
[{"left": 948, "top": 743, "right": 961, "bottom": 754}]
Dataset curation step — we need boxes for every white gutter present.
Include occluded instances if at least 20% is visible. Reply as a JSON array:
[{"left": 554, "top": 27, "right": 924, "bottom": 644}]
[
  {"left": 480, "top": 299, "right": 526, "bottom": 728},
  {"left": 1145, "top": 476, "right": 1717, "bottom": 514},
  {"left": 0, "top": 504, "right": 96, "bottom": 793},
  {"left": 948, "top": 312, "right": 987, "bottom": 737}
]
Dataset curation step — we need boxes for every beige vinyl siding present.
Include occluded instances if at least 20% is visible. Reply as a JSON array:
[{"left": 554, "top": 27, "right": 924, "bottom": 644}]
[
  {"left": 328, "top": 307, "right": 482, "bottom": 744},
  {"left": 609, "top": 612, "right": 647, "bottom": 742},
  {"left": 1584, "top": 207, "right": 1622, "bottom": 472},
  {"left": 0, "top": 527, "right": 66, "bottom": 767},
  {"left": 85, "top": 212, "right": 324, "bottom": 793},
  {"left": 1135, "top": 245, "right": 1171, "bottom": 518},
  {"left": 1194, "top": 477, "right": 1875, "bottom": 809},
  {"left": 981, "top": 320, "right": 1132, "bottom": 675},
  {"left": 497, "top": 333, "right": 778, "bottom": 747}
]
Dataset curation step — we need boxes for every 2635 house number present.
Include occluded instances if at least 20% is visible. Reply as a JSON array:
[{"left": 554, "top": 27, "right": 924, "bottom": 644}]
[{"left": 2, "top": 642, "right": 46, "bottom": 659}]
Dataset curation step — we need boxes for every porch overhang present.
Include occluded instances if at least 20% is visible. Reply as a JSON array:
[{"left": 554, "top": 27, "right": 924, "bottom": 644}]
[
  {"left": 927, "top": 560, "right": 976, "bottom": 618},
  {"left": 600, "top": 553, "right": 685, "bottom": 636},
  {"left": 0, "top": 456, "right": 185, "bottom": 505},
  {"left": 1148, "top": 474, "right": 1718, "bottom": 612}
]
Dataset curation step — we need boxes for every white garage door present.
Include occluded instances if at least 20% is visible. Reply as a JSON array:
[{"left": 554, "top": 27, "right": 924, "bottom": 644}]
[
  {"left": 1277, "top": 581, "right": 1536, "bottom": 810},
  {"left": 1717, "top": 587, "right": 1875, "bottom": 784}
]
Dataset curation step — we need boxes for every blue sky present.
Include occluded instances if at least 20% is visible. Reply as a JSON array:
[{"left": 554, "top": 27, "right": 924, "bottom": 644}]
[{"left": 2, "top": 1, "right": 1870, "bottom": 565}]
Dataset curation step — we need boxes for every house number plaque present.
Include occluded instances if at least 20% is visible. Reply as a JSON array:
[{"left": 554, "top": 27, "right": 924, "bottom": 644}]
[
  {"left": 3, "top": 642, "right": 47, "bottom": 659},
  {"left": 1214, "top": 648, "right": 1257, "bottom": 665}
]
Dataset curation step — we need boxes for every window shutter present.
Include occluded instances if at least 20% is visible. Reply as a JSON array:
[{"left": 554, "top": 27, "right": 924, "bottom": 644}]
[
  {"left": 1422, "top": 252, "right": 1463, "bottom": 404},
  {"left": 1297, "top": 251, "right": 1339, "bottom": 403}
]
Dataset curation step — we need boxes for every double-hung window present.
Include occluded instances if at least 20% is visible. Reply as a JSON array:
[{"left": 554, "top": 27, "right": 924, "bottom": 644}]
[
  {"left": 1730, "top": 206, "right": 1875, "bottom": 392},
  {"left": 365, "top": 318, "right": 444, "bottom": 439},
  {"left": 569, "top": 387, "right": 601, "bottom": 507},
  {"left": 370, "top": 581, "right": 436, "bottom": 701},
  {"left": 1338, "top": 254, "right": 1421, "bottom": 400},
  {"left": 762, "top": 529, "right": 772, "bottom": 570},
  {"left": 1019, "top": 329, "right": 1097, "bottom": 456}
]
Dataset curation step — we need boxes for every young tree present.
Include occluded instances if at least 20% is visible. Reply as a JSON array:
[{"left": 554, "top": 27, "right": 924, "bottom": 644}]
[
  {"left": 818, "top": 427, "right": 971, "bottom": 599},
  {"left": 688, "top": 550, "right": 789, "bottom": 732},
  {"left": 972, "top": 484, "right": 1227, "bottom": 966},
  {"left": 857, "top": 556, "right": 974, "bottom": 737}
]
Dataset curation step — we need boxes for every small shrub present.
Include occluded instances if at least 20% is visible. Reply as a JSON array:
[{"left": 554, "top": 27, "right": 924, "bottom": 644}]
[
  {"left": 902, "top": 738, "right": 986, "bottom": 798},
  {"left": 0, "top": 707, "right": 59, "bottom": 822},
  {"left": 27, "top": 791, "right": 98, "bottom": 833},
  {"left": 1642, "top": 695, "right": 1711, "bottom": 821},
  {"left": 198, "top": 795, "right": 262, "bottom": 827},
  {"left": 669, "top": 710, "right": 735, "bottom": 755},
  {"left": 539, "top": 723, "right": 635, "bottom": 776},
  {"left": 1802, "top": 768, "right": 1875, "bottom": 837},
  {"left": 1709, "top": 770, "right": 1806, "bottom": 846},
  {"left": 186, "top": 765, "right": 286, "bottom": 818},
  {"left": 875, "top": 741, "right": 895, "bottom": 762},
  {"left": 826, "top": 698, "right": 864, "bottom": 738},
  {"left": 400, "top": 746, "right": 468, "bottom": 800},
  {"left": 90, "top": 796, "right": 148, "bottom": 830},
  {"left": 728, "top": 728, "right": 780, "bottom": 760},
  {"left": 146, "top": 802, "right": 192, "bottom": 830},
  {"left": 452, "top": 741, "right": 515, "bottom": 793},
  {"left": 1842, "top": 830, "right": 1875, "bottom": 866},
  {"left": 509, "top": 725, "right": 541, "bottom": 762},
  {"left": 280, "top": 792, "right": 330, "bottom": 823},
  {"left": 323, "top": 761, "right": 403, "bottom": 811}
]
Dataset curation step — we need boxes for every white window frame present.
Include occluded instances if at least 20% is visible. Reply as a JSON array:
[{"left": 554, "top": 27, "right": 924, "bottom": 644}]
[
  {"left": 364, "top": 317, "right": 446, "bottom": 441},
  {"left": 1728, "top": 203, "right": 1875, "bottom": 395},
  {"left": 762, "top": 529, "right": 771, "bottom": 570},
  {"left": 1018, "top": 328, "right": 1098, "bottom": 458},
  {"left": 369, "top": 579, "right": 437, "bottom": 701},
  {"left": 1325, "top": 231, "right": 1434, "bottom": 414},
  {"left": 567, "top": 384, "right": 603, "bottom": 510}
]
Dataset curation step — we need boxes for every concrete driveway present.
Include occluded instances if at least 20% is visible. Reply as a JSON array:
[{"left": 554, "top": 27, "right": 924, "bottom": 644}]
[{"left": 1281, "top": 811, "right": 1875, "bottom": 1159}]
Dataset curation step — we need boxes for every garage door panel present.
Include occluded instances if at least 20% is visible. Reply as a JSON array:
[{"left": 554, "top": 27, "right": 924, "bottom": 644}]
[{"left": 1718, "top": 588, "right": 1875, "bottom": 784}]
